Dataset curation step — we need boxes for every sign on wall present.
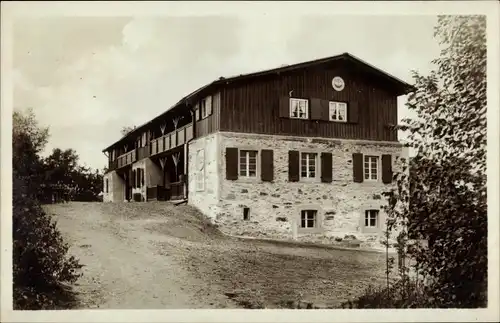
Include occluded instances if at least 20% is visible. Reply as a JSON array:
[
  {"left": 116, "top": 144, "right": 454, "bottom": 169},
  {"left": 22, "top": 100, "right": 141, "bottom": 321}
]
[{"left": 332, "top": 76, "right": 345, "bottom": 92}]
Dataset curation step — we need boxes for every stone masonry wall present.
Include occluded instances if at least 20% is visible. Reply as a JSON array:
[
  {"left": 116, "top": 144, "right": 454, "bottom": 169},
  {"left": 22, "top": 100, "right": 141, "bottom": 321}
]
[
  {"left": 187, "top": 133, "right": 221, "bottom": 221},
  {"left": 215, "top": 132, "right": 407, "bottom": 247},
  {"left": 103, "top": 170, "right": 125, "bottom": 202}
]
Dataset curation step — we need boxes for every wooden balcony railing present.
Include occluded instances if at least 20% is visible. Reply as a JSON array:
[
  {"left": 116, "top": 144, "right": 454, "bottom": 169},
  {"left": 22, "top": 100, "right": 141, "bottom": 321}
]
[
  {"left": 150, "top": 123, "right": 193, "bottom": 156},
  {"left": 108, "top": 159, "right": 118, "bottom": 172},
  {"left": 136, "top": 146, "right": 150, "bottom": 160},
  {"left": 116, "top": 149, "right": 136, "bottom": 168}
]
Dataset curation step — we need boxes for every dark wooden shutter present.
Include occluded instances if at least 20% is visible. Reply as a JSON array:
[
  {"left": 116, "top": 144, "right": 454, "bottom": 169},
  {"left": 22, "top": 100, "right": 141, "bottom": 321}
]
[
  {"left": 128, "top": 169, "right": 134, "bottom": 187},
  {"left": 310, "top": 98, "right": 322, "bottom": 120},
  {"left": 348, "top": 101, "right": 359, "bottom": 123},
  {"left": 321, "top": 99, "right": 330, "bottom": 121},
  {"left": 261, "top": 149, "right": 274, "bottom": 182},
  {"left": 353, "top": 153, "right": 364, "bottom": 183},
  {"left": 279, "top": 96, "right": 290, "bottom": 118},
  {"left": 141, "top": 168, "right": 145, "bottom": 186},
  {"left": 225, "top": 147, "right": 239, "bottom": 180},
  {"left": 382, "top": 154, "right": 393, "bottom": 184},
  {"left": 288, "top": 150, "right": 300, "bottom": 182},
  {"left": 132, "top": 169, "right": 136, "bottom": 188},
  {"left": 321, "top": 152, "right": 333, "bottom": 183}
]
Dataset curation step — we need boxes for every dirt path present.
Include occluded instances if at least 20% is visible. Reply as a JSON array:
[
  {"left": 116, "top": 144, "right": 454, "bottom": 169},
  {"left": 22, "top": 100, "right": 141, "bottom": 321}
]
[
  {"left": 48, "top": 202, "right": 391, "bottom": 309},
  {"left": 49, "top": 203, "right": 235, "bottom": 309}
]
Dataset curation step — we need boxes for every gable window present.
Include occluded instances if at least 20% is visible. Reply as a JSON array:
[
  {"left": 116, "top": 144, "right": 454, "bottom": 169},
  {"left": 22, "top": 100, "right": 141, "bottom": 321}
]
[
  {"left": 239, "top": 150, "right": 258, "bottom": 177},
  {"left": 329, "top": 102, "right": 347, "bottom": 122},
  {"left": 365, "top": 210, "right": 379, "bottom": 227},
  {"left": 290, "top": 98, "right": 308, "bottom": 119},
  {"left": 200, "top": 96, "right": 212, "bottom": 119},
  {"left": 364, "top": 155, "right": 379, "bottom": 181},
  {"left": 300, "top": 210, "right": 317, "bottom": 228},
  {"left": 300, "top": 152, "right": 317, "bottom": 178}
]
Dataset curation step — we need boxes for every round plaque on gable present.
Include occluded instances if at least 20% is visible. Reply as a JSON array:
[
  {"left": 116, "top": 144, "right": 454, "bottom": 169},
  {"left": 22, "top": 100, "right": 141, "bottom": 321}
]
[{"left": 332, "top": 76, "right": 345, "bottom": 91}]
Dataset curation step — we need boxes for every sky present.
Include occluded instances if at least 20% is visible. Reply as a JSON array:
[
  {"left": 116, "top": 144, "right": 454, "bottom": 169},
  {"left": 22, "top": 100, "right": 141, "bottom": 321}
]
[{"left": 12, "top": 15, "right": 442, "bottom": 170}]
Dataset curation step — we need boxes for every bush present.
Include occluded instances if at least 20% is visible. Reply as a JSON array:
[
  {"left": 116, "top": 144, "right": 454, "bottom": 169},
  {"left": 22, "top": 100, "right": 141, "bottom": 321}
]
[
  {"left": 341, "top": 280, "right": 429, "bottom": 309},
  {"left": 13, "top": 175, "right": 83, "bottom": 309}
]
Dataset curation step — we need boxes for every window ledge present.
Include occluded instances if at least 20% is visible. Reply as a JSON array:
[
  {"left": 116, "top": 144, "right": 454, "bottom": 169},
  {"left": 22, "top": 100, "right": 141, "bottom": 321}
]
[
  {"left": 236, "top": 177, "right": 260, "bottom": 183},
  {"left": 298, "top": 227, "right": 324, "bottom": 234}
]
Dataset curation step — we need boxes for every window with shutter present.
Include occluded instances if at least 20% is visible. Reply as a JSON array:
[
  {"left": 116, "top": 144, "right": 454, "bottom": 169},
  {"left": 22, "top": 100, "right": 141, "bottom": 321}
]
[
  {"left": 289, "top": 98, "right": 309, "bottom": 119},
  {"left": 239, "top": 150, "right": 258, "bottom": 178},
  {"left": 300, "top": 152, "right": 317, "bottom": 179},
  {"left": 329, "top": 102, "right": 348, "bottom": 122},
  {"left": 364, "top": 155, "right": 379, "bottom": 181}
]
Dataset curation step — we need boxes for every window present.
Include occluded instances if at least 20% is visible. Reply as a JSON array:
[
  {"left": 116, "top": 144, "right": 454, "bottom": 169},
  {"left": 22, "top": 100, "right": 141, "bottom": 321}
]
[
  {"left": 300, "top": 152, "right": 317, "bottom": 178},
  {"left": 290, "top": 98, "right": 309, "bottom": 119},
  {"left": 301, "top": 210, "right": 317, "bottom": 228},
  {"left": 364, "top": 155, "right": 379, "bottom": 181},
  {"left": 243, "top": 207, "right": 250, "bottom": 221},
  {"left": 329, "top": 102, "right": 347, "bottom": 122},
  {"left": 105, "top": 179, "right": 109, "bottom": 193},
  {"left": 200, "top": 96, "right": 212, "bottom": 119},
  {"left": 365, "top": 210, "right": 379, "bottom": 227},
  {"left": 239, "top": 150, "right": 258, "bottom": 177}
]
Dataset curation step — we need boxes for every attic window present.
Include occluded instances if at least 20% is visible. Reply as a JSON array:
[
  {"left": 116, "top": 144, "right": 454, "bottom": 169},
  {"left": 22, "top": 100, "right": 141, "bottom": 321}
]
[
  {"left": 329, "top": 102, "right": 347, "bottom": 122},
  {"left": 290, "top": 98, "right": 308, "bottom": 119}
]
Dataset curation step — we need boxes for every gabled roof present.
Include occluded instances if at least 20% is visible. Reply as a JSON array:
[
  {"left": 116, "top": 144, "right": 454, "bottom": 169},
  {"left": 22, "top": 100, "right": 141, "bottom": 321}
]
[{"left": 103, "top": 52, "right": 415, "bottom": 152}]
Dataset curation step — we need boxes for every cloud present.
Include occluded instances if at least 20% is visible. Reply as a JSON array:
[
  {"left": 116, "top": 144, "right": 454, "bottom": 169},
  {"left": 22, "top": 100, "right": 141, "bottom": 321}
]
[{"left": 12, "top": 15, "right": 439, "bottom": 169}]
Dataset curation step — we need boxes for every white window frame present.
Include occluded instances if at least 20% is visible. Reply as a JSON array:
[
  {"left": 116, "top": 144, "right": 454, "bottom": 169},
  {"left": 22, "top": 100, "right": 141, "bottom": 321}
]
[
  {"left": 364, "top": 155, "right": 379, "bottom": 181},
  {"left": 239, "top": 149, "right": 258, "bottom": 178},
  {"left": 300, "top": 210, "right": 317, "bottom": 228},
  {"left": 289, "top": 98, "right": 309, "bottom": 120},
  {"left": 300, "top": 152, "right": 318, "bottom": 179},
  {"left": 329, "top": 101, "right": 348, "bottom": 122},
  {"left": 365, "top": 210, "right": 379, "bottom": 228},
  {"left": 200, "top": 96, "right": 212, "bottom": 119},
  {"left": 195, "top": 149, "right": 205, "bottom": 191}
]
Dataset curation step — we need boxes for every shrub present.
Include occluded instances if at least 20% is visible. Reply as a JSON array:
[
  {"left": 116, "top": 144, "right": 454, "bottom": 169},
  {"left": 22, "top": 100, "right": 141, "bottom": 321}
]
[{"left": 13, "top": 175, "right": 83, "bottom": 309}]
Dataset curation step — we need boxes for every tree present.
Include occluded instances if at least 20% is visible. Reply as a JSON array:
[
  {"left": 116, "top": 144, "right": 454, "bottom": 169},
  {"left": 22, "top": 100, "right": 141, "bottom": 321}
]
[
  {"left": 348, "top": 15, "right": 487, "bottom": 308},
  {"left": 121, "top": 125, "right": 135, "bottom": 137},
  {"left": 386, "top": 15, "right": 487, "bottom": 308},
  {"left": 12, "top": 109, "right": 83, "bottom": 309}
]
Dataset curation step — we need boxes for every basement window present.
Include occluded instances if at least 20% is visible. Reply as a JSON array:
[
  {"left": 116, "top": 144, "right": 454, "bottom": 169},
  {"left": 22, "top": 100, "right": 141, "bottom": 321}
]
[
  {"left": 243, "top": 207, "right": 250, "bottom": 221},
  {"left": 365, "top": 210, "right": 379, "bottom": 228},
  {"left": 300, "top": 210, "right": 317, "bottom": 228}
]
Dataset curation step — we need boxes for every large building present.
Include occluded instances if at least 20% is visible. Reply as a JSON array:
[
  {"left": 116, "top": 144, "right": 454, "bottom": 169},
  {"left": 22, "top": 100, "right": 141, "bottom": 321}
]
[{"left": 102, "top": 52, "right": 413, "bottom": 245}]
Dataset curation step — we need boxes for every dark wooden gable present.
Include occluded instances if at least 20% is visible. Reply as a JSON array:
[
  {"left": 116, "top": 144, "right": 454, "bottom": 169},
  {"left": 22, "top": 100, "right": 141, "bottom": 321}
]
[{"left": 220, "top": 60, "right": 401, "bottom": 142}]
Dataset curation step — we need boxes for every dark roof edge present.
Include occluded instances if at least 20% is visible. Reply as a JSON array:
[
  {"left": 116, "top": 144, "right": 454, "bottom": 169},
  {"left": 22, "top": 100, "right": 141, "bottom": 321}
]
[{"left": 103, "top": 52, "right": 415, "bottom": 152}]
